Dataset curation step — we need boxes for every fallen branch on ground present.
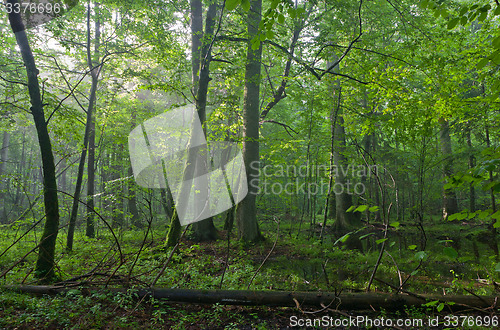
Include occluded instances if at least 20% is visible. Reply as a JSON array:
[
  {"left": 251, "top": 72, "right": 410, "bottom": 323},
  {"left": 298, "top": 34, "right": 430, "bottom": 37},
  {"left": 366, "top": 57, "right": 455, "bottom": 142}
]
[{"left": 1, "top": 285, "right": 498, "bottom": 312}]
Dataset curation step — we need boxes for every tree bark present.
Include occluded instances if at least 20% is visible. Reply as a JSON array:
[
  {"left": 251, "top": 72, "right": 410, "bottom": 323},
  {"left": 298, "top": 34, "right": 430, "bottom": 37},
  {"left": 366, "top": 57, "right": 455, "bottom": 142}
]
[
  {"left": 191, "top": 1, "right": 218, "bottom": 242},
  {"left": 0, "top": 131, "right": 9, "bottom": 177},
  {"left": 466, "top": 128, "right": 475, "bottom": 213},
  {"left": 0, "top": 131, "right": 10, "bottom": 224},
  {"left": 190, "top": 0, "right": 202, "bottom": 95},
  {"left": 439, "top": 118, "right": 458, "bottom": 219},
  {"left": 127, "top": 166, "right": 142, "bottom": 228},
  {"left": 67, "top": 1, "right": 101, "bottom": 250},
  {"left": 328, "top": 55, "right": 359, "bottom": 241},
  {"left": 4, "top": 285, "right": 498, "bottom": 312},
  {"left": 86, "top": 119, "right": 96, "bottom": 237},
  {"left": 236, "top": 0, "right": 264, "bottom": 243},
  {"left": 8, "top": 1, "right": 60, "bottom": 282}
]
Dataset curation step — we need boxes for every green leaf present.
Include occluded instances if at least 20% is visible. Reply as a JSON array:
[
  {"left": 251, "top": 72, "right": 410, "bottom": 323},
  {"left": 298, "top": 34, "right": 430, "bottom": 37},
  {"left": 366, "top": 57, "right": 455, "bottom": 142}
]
[
  {"left": 355, "top": 205, "right": 368, "bottom": 212},
  {"left": 390, "top": 221, "right": 400, "bottom": 228},
  {"left": 478, "top": 11, "right": 488, "bottom": 22},
  {"left": 477, "top": 210, "right": 491, "bottom": 219},
  {"left": 443, "top": 182, "right": 454, "bottom": 190},
  {"left": 411, "top": 270, "right": 418, "bottom": 276},
  {"left": 225, "top": 0, "right": 241, "bottom": 11},
  {"left": 448, "top": 213, "right": 459, "bottom": 221},
  {"left": 241, "top": 0, "right": 250, "bottom": 11},
  {"left": 369, "top": 206, "right": 380, "bottom": 212},
  {"left": 495, "top": 6, "right": 500, "bottom": 16},
  {"left": 424, "top": 300, "right": 439, "bottom": 307},
  {"left": 265, "top": 30, "right": 274, "bottom": 39},
  {"left": 415, "top": 251, "right": 427, "bottom": 260},
  {"left": 467, "top": 212, "right": 477, "bottom": 220},
  {"left": 447, "top": 17, "right": 459, "bottom": 29},
  {"left": 494, "top": 221, "right": 500, "bottom": 229},
  {"left": 359, "top": 233, "right": 374, "bottom": 240},
  {"left": 408, "top": 245, "right": 417, "bottom": 250},
  {"left": 251, "top": 38, "right": 260, "bottom": 50},
  {"left": 443, "top": 247, "right": 458, "bottom": 259},
  {"left": 437, "top": 303, "right": 445, "bottom": 312},
  {"left": 346, "top": 206, "right": 356, "bottom": 213},
  {"left": 339, "top": 234, "right": 350, "bottom": 243},
  {"left": 480, "top": 4, "right": 491, "bottom": 12},
  {"left": 278, "top": 14, "right": 285, "bottom": 24},
  {"left": 491, "top": 211, "right": 500, "bottom": 220},
  {"left": 476, "top": 58, "right": 490, "bottom": 70},
  {"left": 495, "top": 262, "right": 500, "bottom": 272},
  {"left": 376, "top": 238, "right": 388, "bottom": 244}
]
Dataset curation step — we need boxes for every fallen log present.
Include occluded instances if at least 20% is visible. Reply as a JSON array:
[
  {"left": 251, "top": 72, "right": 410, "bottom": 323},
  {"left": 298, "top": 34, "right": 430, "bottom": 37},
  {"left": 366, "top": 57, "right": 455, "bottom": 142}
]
[{"left": 2, "top": 285, "right": 498, "bottom": 311}]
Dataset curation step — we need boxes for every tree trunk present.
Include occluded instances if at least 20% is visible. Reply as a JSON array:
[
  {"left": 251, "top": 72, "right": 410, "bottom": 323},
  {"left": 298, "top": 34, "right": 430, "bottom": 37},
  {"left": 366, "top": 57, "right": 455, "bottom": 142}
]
[
  {"left": 439, "top": 118, "right": 458, "bottom": 219},
  {"left": 485, "top": 124, "right": 498, "bottom": 259},
  {"left": 111, "top": 151, "right": 124, "bottom": 228},
  {"left": 0, "top": 131, "right": 9, "bottom": 177},
  {"left": 466, "top": 128, "right": 475, "bottom": 213},
  {"left": 190, "top": 0, "right": 202, "bottom": 95},
  {"left": 8, "top": 2, "right": 60, "bottom": 281},
  {"left": 328, "top": 55, "right": 359, "bottom": 241},
  {"left": 236, "top": 0, "right": 264, "bottom": 243},
  {"left": 128, "top": 166, "right": 142, "bottom": 228},
  {"left": 0, "top": 131, "right": 10, "bottom": 224},
  {"left": 86, "top": 119, "right": 96, "bottom": 238},
  {"left": 191, "top": 0, "right": 218, "bottom": 241},
  {"left": 5, "top": 285, "right": 498, "bottom": 312},
  {"left": 67, "top": 1, "right": 101, "bottom": 250}
]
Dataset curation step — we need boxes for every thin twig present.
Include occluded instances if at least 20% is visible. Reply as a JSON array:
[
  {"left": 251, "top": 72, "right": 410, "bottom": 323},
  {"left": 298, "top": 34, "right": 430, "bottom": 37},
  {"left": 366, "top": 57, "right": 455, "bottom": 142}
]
[
  {"left": 150, "top": 225, "right": 190, "bottom": 287},
  {"left": 247, "top": 217, "right": 280, "bottom": 290}
]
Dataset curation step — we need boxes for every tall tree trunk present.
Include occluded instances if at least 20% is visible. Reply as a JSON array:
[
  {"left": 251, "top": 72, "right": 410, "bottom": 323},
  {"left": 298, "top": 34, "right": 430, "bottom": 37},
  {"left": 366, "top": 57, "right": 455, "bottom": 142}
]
[
  {"left": 485, "top": 124, "right": 498, "bottom": 259},
  {"left": 127, "top": 166, "right": 142, "bottom": 228},
  {"left": 190, "top": 0, "right": 202, "bottom": 95},
  {"left": 86, "top": 119, "right": 96, "bottom": 237},
  {"left": 67, "top": 1, "right": 101, "bottom": 250},
  {"left": 485, "top": 125, "right": 496, "bottom": 213},
  {"left": 111, "top": 151, "right": 124, "bottom": 228},
  {"left": 328, "top": 55, "right": 359, "bottom": 239},
  {"left": 0, "top": 131, "right": 10, "bottom": 223},
  {"left": 466, "top": 128, "right": 475, "bottom": 213},
  {"left": 191, "top": 1, "right": 218, "bottom": 241},
  {"left": 0, "top": 131, "right": 9, "bottom": 177},
  {"left": 439, "top": 118, "right": 458, "bottom": 219},
  {"left": 8, "top": 2, "right": 60, "bottom": 281},
  {"left": 236, "top": 0, "right": 264, "bottom": 243}
]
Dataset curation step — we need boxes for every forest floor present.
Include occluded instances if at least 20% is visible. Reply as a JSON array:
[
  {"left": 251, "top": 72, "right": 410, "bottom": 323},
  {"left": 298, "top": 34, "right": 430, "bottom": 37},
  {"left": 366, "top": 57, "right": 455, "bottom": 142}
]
[{"left": 0, "top": 215, "right": 498, "bottom": 328}]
